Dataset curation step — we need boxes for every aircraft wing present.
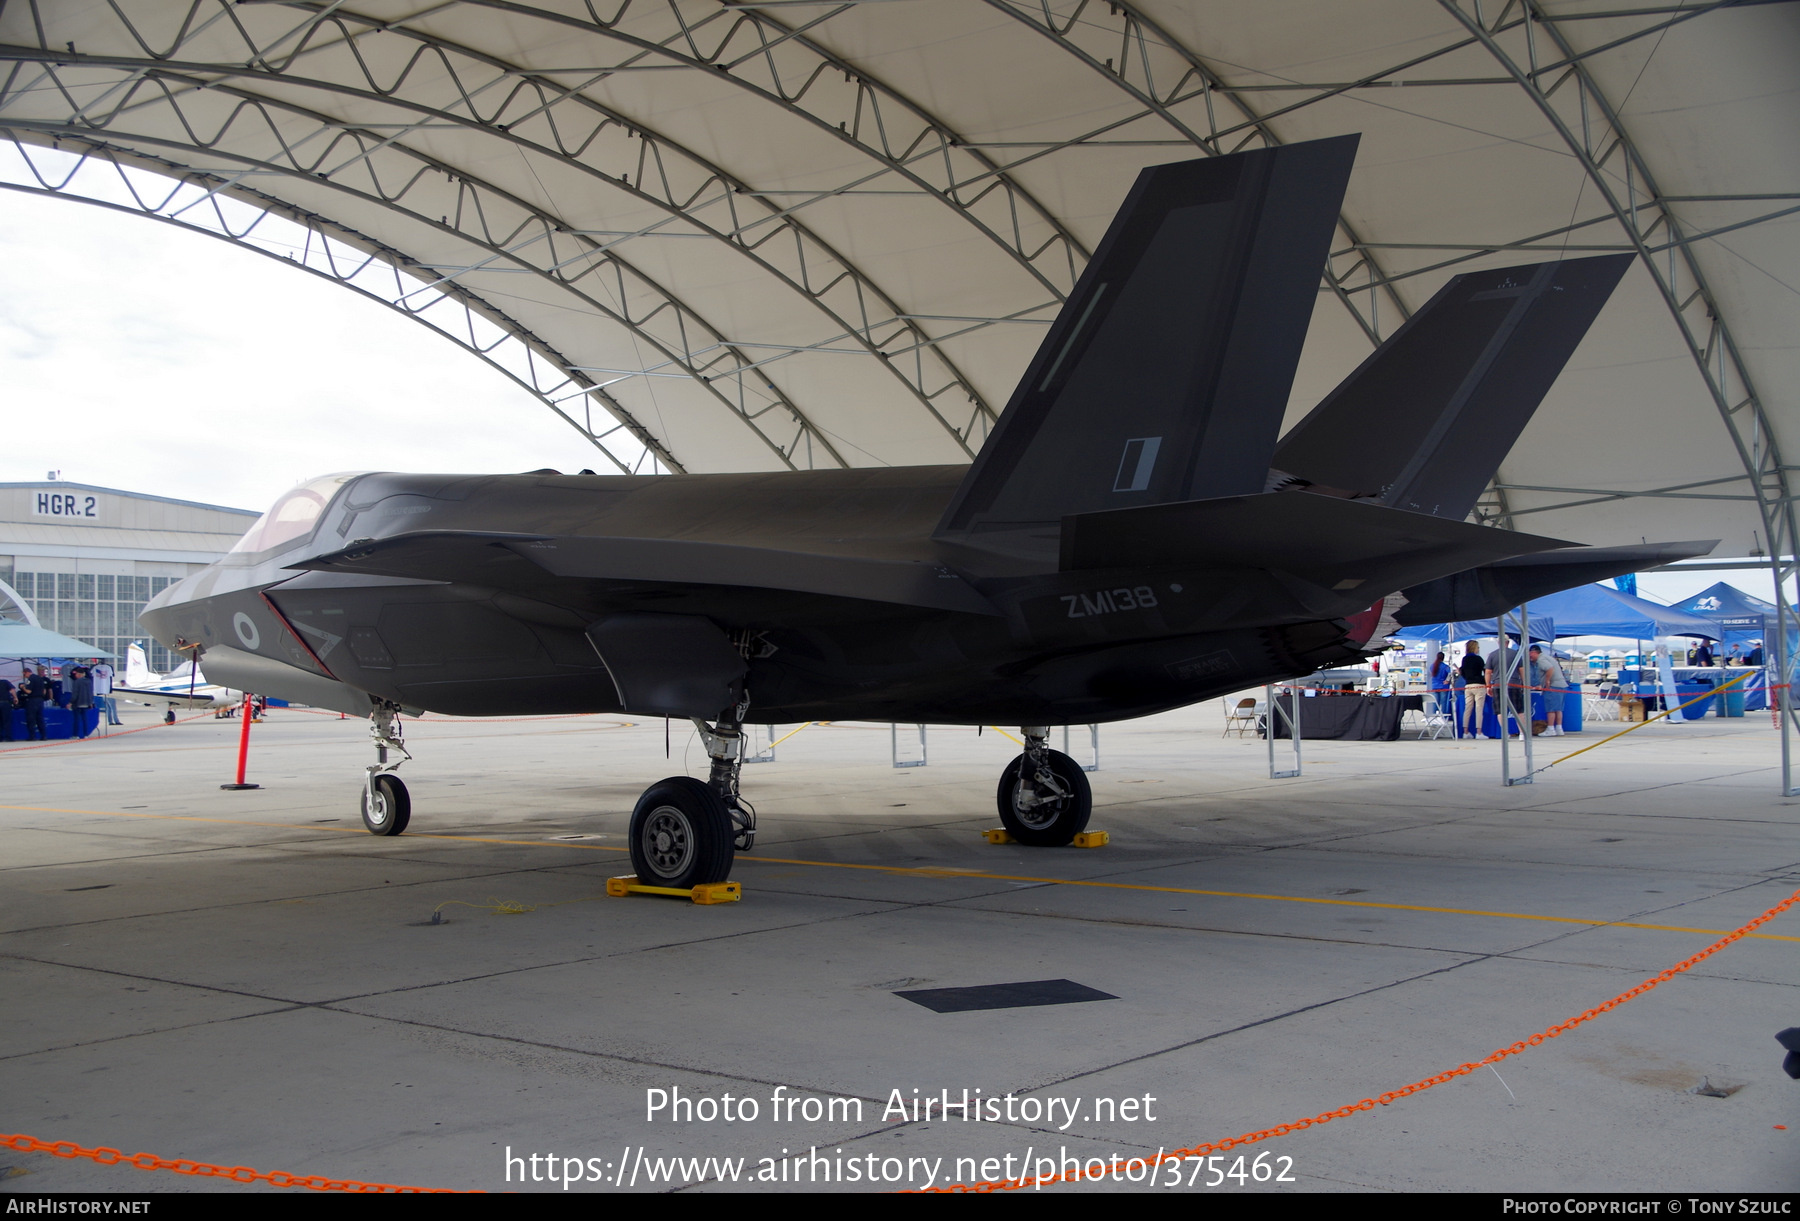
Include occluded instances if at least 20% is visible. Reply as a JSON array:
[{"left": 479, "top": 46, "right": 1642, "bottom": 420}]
[
  {"left": 1059, "top": 491, "right": 1571, "bottom": 593},
  {"left": 114, "top": 684, "right": 224, "bottom": 708},
  {"left": 288, "top": 530, "right": 1000, "bottom": 616}
]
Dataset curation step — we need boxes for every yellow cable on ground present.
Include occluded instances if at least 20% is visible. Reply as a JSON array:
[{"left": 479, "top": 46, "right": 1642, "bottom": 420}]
[
  {"left": 1537, "top": 668, "right": 1759, "bottom": 773},
  {"left": 767, "top": 721, "right": 820, "bottom": 750}
]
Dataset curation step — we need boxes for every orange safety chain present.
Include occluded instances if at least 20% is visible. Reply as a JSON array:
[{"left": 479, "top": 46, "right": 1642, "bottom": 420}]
[
  {"left": 0, "top": 1134, "right": 470, "bottom": 1193},
  {"left": 923, "top": 882, "right": 1800, "bottom": 1193},
  {"left": 7, "top": 886, "right": 1795, "bottom": 1194}
]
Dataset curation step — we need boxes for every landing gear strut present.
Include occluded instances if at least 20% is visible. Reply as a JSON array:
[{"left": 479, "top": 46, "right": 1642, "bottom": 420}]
[
  {"left": 996, "top": 727, "right": 1092, "bottom": 846},
  {"left": 629, "top": 709, "right": 752, "bottom": 887},
  {"left": 361, "top": 701, "right": 411, "bottom": 836}
]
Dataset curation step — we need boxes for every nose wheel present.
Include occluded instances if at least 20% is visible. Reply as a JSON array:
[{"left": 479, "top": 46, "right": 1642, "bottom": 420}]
[
  {"left": 996, "top": 728, "right": 1092, "bottom": 846},
  {"left": 361, "top": 774, "right": 411, "bottom": 835},
  {"left": 360, "top": 702, "right": 413, "bottom": 837}
]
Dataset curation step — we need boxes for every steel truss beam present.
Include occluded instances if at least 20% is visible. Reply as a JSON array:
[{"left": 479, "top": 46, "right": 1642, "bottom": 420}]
[
  {"left": 238, "top": 3, "right": 1001, "bottom": 454},
  {"left": 0, "top": 69, "right": 841, "bottom": 474},
  {"left": 1440, "top": 0, "right": 1797, "bottom": 575},
  {"left": 0, "top": 132, "right": 675, "bottom": 474},
  {"left": 1439, "top": 0, "right": 1800, "bottom": 794},
  {"left": 0, "top": 0, "right": 1050, "bottom": 465},
  {"left": 430, "top": 0, "right": 1091, "bottom": 300}
]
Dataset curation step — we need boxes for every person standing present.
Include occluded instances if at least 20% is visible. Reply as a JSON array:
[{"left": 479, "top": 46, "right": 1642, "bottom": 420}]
[
  {"left": 69, "top": 665, "right": 95, "bottom": 739},
  {"left": 1458, "top": 641, "right": 1487, "bottom": 738},
  {"left": 0, "top": 673, "right": 15, "bottom": 743},
  {"left": 1530, "top": 645, "right": 1569, "bottom": 736},
  {"left": 91, "top": 658, "right": 121, "bottom": 726},
  {"left": 1693, "top": 639, "right": 1716, "bottom": 667},
  {"left": 20, "top": 666, "right": 51, "bottom": 741}
]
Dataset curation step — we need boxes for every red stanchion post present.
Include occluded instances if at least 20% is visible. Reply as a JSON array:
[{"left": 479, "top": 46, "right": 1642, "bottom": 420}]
[{"left": 220, "top": 693, "right": 261, "bottom": 791}]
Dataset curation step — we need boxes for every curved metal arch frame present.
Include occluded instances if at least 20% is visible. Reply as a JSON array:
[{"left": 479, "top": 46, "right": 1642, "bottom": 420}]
[
  {"left": 1, "top": 59, "right": 856, "bottom": 473},
  {"left": 1438, "top": 0, "right": 1796, "bottom": 563},
  {"left": 430, "top": 0, "right": 1092, "bottom": 303},
  {"left": 231, "top": 7, "right": 1003, "bottom": 455},
  {"left": 0, "top": 1, "right": 1034, "bottom": 460},
  {"left": 978, "top": 0, "right": 1797, "bottom": 538},
  {"left": 1440, "top": 0, "right": 1800, "bottom": 793},
  {"left": 0, "top": 130, "right": 678, "bottom": 475}
]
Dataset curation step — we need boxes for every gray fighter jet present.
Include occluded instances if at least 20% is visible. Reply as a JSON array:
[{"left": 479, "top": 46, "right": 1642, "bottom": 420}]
[{"left": 142, "top": 134, "right": 1710, "bottom": 888}]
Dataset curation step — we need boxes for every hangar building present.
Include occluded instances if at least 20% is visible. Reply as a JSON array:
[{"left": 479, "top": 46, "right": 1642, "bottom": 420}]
[{"left": 0, "top": 480, "right": 256, "bottom": 672}]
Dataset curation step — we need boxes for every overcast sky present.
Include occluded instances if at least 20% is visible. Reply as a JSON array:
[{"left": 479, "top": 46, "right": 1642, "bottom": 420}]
[
  {"left": 0, "top": 189, "right": 606, "bottom": 514},
  {"left": 0, "top": 187, "right": 1784, "bottom": 609}
]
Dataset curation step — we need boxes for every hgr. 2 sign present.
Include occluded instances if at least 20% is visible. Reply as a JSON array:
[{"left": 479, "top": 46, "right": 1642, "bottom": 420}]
[{"left": 34, "top": 492, "right": 99, "bottom": 519}]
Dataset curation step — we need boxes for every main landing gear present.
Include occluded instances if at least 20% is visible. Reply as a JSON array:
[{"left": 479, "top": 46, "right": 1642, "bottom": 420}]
[
  {"left": 360, "top": 701, "right": 411, "bottom": 836},
  {"left": 629, "top": 714, "right": 755, "bottom": 888},
  {"left": 997, "top": 727, "right": 1092, "bottom": 846}
]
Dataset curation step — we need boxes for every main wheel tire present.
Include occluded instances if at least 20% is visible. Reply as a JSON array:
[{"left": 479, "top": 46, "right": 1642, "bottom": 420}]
[
  {"left": 630, "top": 776, "right": 735, "bottom": 888},
  {"left": 996, "top": 748, "right": 1092, "bottom": 846},
  {"left": 361, "top": 775, "right": 411, "bottom": 836}
]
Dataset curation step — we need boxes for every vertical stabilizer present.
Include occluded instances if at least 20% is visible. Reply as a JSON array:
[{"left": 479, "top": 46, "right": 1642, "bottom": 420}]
[
  {"left": 1269, "top": 253, "right": 1632, "bottom": 520},
  {"left": 937, "top": 135, "right": 1358, "bottom": 551}
]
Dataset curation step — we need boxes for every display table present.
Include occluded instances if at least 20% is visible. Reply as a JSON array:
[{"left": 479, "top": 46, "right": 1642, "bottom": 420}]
[
  {"left": 4, "top": 706, "right": 84, "bottom": 740},
  {"left": 1266, "top": 693, "right": 1405, "bottom": 741}
]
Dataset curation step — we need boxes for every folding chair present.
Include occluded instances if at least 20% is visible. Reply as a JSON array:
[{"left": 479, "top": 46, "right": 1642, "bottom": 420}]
[
  {"left": 1222, "top": 697, "right": 1258, "bottom": 737},
  {"left": 1416, "top": 692, "right": 1453, "bottom": 740}
]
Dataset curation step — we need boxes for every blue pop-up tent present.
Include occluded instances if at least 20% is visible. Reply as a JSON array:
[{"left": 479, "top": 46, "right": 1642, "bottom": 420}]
[
  {"left": 1675, "top": 581, "right": 1793, "bottom": 653},
  {"left": 1393, "top": 615, "right": 1554, "bottom": 645},
  {"left": 1402, "top": 584, "right": 1717, "bottom": 644}
]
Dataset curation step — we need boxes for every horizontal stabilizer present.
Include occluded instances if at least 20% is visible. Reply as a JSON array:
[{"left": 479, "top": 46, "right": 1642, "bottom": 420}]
[
  {"left": 1396, "top": 539, "right": 1718, "bottom": 625},
  {"left": 1060, "top": 491, "right": 1571, "bottom": 593},
  {"left": 939, "top": 135, "right": 1358, "bottom": 545},
  {"left": 1270, "top": 253, "right": 1633, "bottom": 520}
]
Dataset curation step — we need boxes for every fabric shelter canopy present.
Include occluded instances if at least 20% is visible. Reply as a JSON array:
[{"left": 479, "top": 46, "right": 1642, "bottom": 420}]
[
  {"left": 0, "top": 621, "right": 116, "bottom": 659},
  {"left": 1403, "top": 583, "right": 1720, "bottom": 642},
  {"left": 0, "top": 1, "right": 1794, "bottom": 568}
]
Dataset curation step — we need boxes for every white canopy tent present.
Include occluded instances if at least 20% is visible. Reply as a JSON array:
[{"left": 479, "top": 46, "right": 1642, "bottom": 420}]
[{"left": 0, "top": 0, "right": 1794, "bottom": 569}]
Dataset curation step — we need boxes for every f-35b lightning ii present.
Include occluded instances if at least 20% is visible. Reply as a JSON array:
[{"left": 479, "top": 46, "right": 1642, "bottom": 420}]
[{"left": 142, "top": 134, "right": 1711, "bottom": 889}]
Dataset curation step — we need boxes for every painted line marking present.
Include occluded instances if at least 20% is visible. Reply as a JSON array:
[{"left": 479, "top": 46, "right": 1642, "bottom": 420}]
[{"left": 3, "top": 803, "right": 1794, "bottom": 943}]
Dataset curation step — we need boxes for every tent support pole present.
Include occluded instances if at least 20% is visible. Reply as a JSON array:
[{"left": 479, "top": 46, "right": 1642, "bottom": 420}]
[
  {"left": 1775, "top": 560, "right": 1797, "bottom": 797},
  {"left": 1501, "top": 603, "right": 1535, "bottom": 786}
]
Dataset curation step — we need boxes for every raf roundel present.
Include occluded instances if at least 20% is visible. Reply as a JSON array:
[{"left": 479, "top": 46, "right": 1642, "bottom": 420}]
[{"left": 232, "top": 612, "right": 261, "bottom": 652}]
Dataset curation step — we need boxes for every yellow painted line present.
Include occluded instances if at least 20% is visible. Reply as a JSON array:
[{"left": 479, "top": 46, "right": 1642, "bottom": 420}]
[{"left": 5, "top": 803, "right": 1796, "bottom": 943}]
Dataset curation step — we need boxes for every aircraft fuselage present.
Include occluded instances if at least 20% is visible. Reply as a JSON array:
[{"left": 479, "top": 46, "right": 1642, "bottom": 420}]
[{"left": 141, "top": 468, "right": 1373, "bottom": 725}]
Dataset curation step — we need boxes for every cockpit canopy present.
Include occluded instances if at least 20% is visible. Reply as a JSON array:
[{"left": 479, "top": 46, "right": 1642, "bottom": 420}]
[{"left": 230, "top": 473, "right": 367, "bottom": 557}]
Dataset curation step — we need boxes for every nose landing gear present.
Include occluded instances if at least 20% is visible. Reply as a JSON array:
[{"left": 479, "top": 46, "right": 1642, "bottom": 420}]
[
  {"left": 360, "top": 701, "right": 412, "bottom": 836},
  {"left": 997, "top": 726, "right": 1092, "bottom": 846},
  {"left": 628, "top": 712, "right": 754, "bottom": 887}
]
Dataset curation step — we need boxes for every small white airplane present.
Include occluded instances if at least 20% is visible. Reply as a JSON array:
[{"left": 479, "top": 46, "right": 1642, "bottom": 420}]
[{"left": 116, "top": 642, "right": 246, "bottom": 720}]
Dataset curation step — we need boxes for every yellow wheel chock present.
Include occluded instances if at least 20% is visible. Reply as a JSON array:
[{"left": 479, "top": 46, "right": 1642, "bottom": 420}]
[
  {"left": 606, "top": 875, "right": 742, "bottom": 904},
  {"left": 982, "top": 829, "right": 1109, "bottom": 847}
]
